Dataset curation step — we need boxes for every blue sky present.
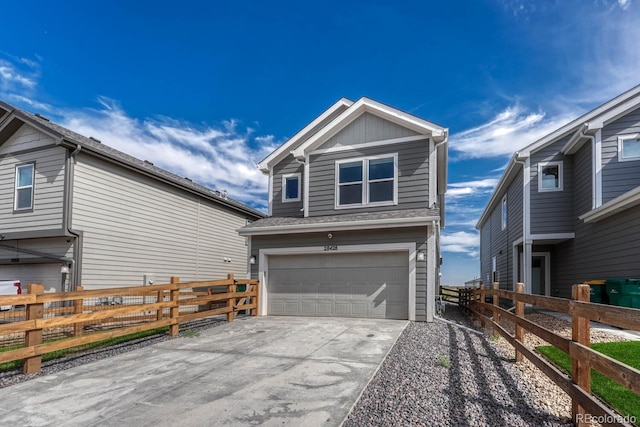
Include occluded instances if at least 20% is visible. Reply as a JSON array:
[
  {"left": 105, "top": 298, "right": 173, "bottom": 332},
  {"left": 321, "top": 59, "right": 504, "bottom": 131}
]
[{"left": 1, "top": 0, "right": 638, "bottom": 285}]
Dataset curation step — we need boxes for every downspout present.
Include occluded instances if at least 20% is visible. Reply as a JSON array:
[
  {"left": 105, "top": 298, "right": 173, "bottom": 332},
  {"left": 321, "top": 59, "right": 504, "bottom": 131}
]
[
  {"left": 63, "top": 142, "right": 82, "bottom": 291},
  {"left": 513, "top": 153, "right": 527, "bottom": 293},
  {"left": 291, "top": 150, "right": 308, "bottom": 216}
]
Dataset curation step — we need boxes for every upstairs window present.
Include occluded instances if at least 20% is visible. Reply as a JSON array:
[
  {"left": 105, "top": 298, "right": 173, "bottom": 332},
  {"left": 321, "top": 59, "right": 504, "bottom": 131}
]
[
  {"left": 15, "top": 163, "right": 35, "bottom": 211},
  {"left": 538, "top": 161, "right": 563, "bottom": 192},
  {"left": 336, "top": 154, "right": 397, "bottom": 208},
  {"left": 282, "top": 173, "right": 301, "bottom": 202},
  {"left": 618, "top": 134, "right": 640, "bottom": 161}
]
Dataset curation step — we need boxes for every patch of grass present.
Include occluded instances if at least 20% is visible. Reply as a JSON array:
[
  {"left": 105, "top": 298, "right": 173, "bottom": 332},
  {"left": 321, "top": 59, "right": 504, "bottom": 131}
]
[
  {"left": 490, "top": 334, "right": 500, "bottom": 342},
  {"left": 182, "top": 330, "right": 200, "bottom": 338},
  {"left": 537, "top": 341, "right": 640, "bottom": 422},
  {"left": 437, "top": 354, "right": 450, "bottom": 369},
  {"left": 0, "top": 326, "right": 169, "bottom": 373}
]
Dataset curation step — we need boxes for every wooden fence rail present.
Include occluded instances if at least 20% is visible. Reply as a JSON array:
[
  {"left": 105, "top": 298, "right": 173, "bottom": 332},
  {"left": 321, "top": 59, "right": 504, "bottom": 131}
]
[
  {"left": 0, "top": 274, "right": 259, "bottom": 375},
  {"left": 461, "top": 282, "right": 640, "bottom": 427}
]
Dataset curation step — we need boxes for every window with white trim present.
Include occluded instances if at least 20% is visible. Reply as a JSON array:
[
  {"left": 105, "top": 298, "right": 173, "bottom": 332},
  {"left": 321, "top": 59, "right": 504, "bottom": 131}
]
[
  {"left": 492, "top": 256, "right": 497, "bottom": 282},
  {"left": 618, "top": 134, "right": 640, "bottom": 161},
  {"left": 538, "top": 161, "right": 563, "bottom": 192},
  {"left": 14, "top": 163, "right": 35, "bottom": 211},
  {"left": 501, "top": 196, "right": 507, "bottom": 230},
  {"left": 282, "top": 173, "right": 301, "bottom": 202},
  {"left": 336, "top": 154, "right": 397, "bottom": 208}
]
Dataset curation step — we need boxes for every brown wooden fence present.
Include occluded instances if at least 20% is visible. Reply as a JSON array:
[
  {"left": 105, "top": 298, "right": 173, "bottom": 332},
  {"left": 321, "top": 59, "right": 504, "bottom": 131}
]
[
  {"left": 439, "top": 286, "right": 478, "bottom": 316},
  {"left": 0, "top": 274, "right": 259, "bottom": 375},
  {"left": 461, "top": 282, "right": 639, "bottom": 427}
]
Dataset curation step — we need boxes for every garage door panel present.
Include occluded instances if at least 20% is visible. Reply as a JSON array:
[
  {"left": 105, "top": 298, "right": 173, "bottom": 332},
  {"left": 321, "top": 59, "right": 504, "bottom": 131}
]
[
  {"left": 268, "top": 252, "right": 409, "bottom": 320},
  {"left": 0, "top": 263, "right": 63, "bottom": 292}
]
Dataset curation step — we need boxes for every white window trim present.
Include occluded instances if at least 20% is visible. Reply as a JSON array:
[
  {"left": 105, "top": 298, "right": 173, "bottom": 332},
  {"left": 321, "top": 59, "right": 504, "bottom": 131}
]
[
  {"left": 537, "top": 161, "right": 563, "bottom": 192},
  {"left": 14, "top": 163, "right": 35, "bottom": 211},
  {"left": 281, "top": 173, "right": 301, "bottom": 203},
  {"left": 501, "top": 196, "right": 507, "bottom": 230},
  {"left": 334, "top": 153, "right": 398, "bottom": 210},
  {"left": 618, "top": 133, "right": 640, "bottom": 162}
]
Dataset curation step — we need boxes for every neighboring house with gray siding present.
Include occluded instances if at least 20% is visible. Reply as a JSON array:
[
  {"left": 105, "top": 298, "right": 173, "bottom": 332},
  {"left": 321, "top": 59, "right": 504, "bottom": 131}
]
[
  {"left": 238, "top": 98, "right": 448, "bottom": 321},
  {"left": 477, "top": 85, "right": 640, "bottom": 299},
  {"left": 0, "top": 100, "right": 264, "bottom": 292}
]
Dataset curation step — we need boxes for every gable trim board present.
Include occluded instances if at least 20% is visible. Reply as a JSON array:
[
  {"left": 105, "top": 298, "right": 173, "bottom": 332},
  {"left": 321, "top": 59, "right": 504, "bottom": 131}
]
[
  {"left": 257, "top": 98, "right": 354, "bottom": 173},
  {"left": 579, "top": 185, "right": 640, "bottom": 223},
  {"left": 309, "top": 134, "right": 428, "bottom": 156},
  {"left": 257, "top": 242, "right": 417, "bottom": 320}
]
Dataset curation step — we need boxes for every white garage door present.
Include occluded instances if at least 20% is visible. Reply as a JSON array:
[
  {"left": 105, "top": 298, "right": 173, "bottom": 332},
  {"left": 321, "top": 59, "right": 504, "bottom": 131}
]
[
  {"left": 267, "top": 252, "right": 409, "bottom": 319},
  {"left": 0, "top": 264, "right": 62, "bottom": 293}
]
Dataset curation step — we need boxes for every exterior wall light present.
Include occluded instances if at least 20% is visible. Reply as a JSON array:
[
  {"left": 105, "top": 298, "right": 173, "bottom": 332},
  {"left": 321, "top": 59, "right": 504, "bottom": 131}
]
[
  {"left": 249, "top": 256, "right": 256, "bottom": 265},
  {"left": 417, "top": 251, "right": 426, "bottom": 262}
]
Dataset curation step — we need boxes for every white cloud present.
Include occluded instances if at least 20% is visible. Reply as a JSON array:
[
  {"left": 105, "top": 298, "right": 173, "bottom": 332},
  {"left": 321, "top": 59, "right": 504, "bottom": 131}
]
[
  {"left": 0, "top": 61, "right": 36, "bottom": 89},
  {"left": 57, "top": 99, "right": 276, "bottom": 210},
  {"left": 449, "top": 103, "right": 575, "bottom": 159},
  {"left": 441, "top": 231, "right": 479, "bottom": 257},
  {"left": 448, "top": 178, "right": 500, "bottom": 198}
]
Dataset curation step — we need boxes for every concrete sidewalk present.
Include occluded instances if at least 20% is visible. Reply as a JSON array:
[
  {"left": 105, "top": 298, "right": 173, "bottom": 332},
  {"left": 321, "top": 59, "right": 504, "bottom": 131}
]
[{"left": 0, "top": 316, "right": 407, "bottom": 426}]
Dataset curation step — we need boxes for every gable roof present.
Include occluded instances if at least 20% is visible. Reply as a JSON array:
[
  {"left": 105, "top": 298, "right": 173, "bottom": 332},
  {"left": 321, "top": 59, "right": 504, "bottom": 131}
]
[
  {"left": 291, "top": 97, "right": 447, "bottom": 160},
  {"left": 0, "top": 100, "right": 265, "bottom": 219},
  {"left": 476, "top": 84, "right": 640, "bottom": 229},
  {"left": 256, "top": 98, "right": 354, "bottom": 173}
]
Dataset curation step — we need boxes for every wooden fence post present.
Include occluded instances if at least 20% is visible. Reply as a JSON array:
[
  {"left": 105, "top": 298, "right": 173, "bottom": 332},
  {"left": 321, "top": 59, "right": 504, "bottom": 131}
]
[
  {"left": 227, "top": 274, "right": 236, "bottom": 322},
  {"left": 250, "top": 280, "right": 259, "bottom": 317},
  {"left": 515, "top": 283, "right": 525, "bottom": 362},
  {"left": 479, "top": 284, "right": 485, "bottom": 320},
  {"left": 156, "top": 290, "right": 164, "bottom": 321},
  {"left": 74, "top": 285, "right": 84, "bottom": 337},
  {"left": 169, "top": 277, "right": 180, "bottom": 337},
  {"left": 24, "top": 283, "right": 45, "bottom": 374},
  {"left": 571, "top": 284, "right": 591, "bottom": 426},
  {"left": 492, "top": 282, "right": 500, "bottom": 336}
]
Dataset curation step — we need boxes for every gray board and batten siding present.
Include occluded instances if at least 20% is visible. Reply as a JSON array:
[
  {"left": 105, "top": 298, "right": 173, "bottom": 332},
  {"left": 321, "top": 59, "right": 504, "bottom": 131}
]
[
  {"left": 71, "top": 153, "right": 253, "bottom": 289},
  {"left": 308, "top": 139, "right": 430, "bottom": 217},
  {"left": 250, "top": 226, "right": 430, "bottom": 321}
]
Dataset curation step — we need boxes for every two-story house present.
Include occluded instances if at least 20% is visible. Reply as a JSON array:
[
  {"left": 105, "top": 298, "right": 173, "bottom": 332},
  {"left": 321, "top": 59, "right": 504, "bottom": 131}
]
[
  {"left": 238, "top": 98, "right": 448, "bottom": 321},
  {"left": 477, "top": 85, "right": 640, "bottom": 299},
  {"left": 0, "top": 100, "right": 264, "bottom": 292}
]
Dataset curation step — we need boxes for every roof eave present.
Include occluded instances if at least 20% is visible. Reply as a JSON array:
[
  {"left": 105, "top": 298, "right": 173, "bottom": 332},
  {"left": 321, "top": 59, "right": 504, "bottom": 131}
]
[{"left": 237, "top": 216, "right": 439, "bottom": 236}]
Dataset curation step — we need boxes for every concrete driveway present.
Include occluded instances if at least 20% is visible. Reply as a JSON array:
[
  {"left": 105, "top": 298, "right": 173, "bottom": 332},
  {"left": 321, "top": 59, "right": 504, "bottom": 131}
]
[{"left": 0, "top": 316, "right": 407, "bottom": 426}]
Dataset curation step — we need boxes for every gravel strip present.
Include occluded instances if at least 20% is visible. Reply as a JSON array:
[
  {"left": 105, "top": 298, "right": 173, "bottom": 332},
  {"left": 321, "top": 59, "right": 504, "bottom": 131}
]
[
  {"left": 0, "top": 316, "right": 226, "bottom": 389},
  {"left": 343, "top": 306, "right": 575, "bottom": 427}
]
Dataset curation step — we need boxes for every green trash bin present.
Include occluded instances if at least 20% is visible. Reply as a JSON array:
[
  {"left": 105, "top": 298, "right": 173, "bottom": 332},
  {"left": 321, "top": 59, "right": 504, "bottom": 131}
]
[
  {"left": 606, "top": 278, "right": 640, "bottom": 308},
  {"left": 585, "top": 280, "right": 607, "bottom": 304}
]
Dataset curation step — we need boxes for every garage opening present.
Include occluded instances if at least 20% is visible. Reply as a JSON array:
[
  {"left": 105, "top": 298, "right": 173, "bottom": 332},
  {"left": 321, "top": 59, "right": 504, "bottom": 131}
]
[{"left": 267, "top": 251, "right": 409, "bottom": 319}]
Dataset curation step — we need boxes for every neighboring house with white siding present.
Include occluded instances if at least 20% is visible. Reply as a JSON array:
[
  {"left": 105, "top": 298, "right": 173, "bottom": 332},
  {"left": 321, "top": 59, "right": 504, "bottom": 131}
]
[
  {"left": 238, "top": 98, "right": 448, "bottom": 321},
  {"left": 0, "top": 100, "right": 264, "bottom": 292},
  {"left": 477, "top": 85, "right": 640, "bottom": 298}
]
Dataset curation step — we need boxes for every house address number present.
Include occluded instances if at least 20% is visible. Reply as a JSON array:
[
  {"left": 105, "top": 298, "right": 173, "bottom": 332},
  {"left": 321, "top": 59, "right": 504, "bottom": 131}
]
[{"left": 324, "top": 245, "right": 338, "bottom": 251}]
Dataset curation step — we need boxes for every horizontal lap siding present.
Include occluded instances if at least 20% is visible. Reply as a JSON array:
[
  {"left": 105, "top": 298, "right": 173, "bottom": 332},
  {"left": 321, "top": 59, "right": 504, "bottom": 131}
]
[
  {"left": 308, "top": 140, "right": 429, "bottom": 216},
  {"left": 0, "top": 138, "right": 66, "bottom": 233},
  {"left": 72, "top": 154, "right": 250, "bottom": 289},
  {"left": 601, "top": 107, "right": 640, "bottom": 202},
  {"left": 271, "top": 157, "right": 303, "bottom": 217},
  {"left": 250, "top": 227, "right": 430, "bottom": 320},
  {"left": 0, "top": 123, "right": 55, "bottom": 154},
  {"left": 530, "top": 137, "right": 573, "bottom": 234}
]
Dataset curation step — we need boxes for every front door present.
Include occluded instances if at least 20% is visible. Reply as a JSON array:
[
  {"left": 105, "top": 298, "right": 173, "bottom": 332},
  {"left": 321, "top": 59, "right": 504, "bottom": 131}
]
[{"left": 531, "top": 253, "right": 550, "bottom": 296}]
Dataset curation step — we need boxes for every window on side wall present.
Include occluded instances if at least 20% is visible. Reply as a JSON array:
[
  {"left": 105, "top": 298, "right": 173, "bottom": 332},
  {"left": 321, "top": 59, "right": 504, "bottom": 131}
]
[
  {"left": 14, "top": 163, "right": 35, "bottom": 211},
  {"left": 501, "top": 196, "right": 507, "bottom": 230},
  {"left": 618, "top": 134, "right": 640, "bottom": 161},
  {"left": 538, "top": 161, "right": 563, "bottom": 192},
  {"left": 492, "top": 256, "right": 497, "bottom": 282},
  {"left": 336, "top": 154, "right": 397, "bottom": 208},
  {"left": 282, "top": 173, "right": 301, "bottom": 202}
]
